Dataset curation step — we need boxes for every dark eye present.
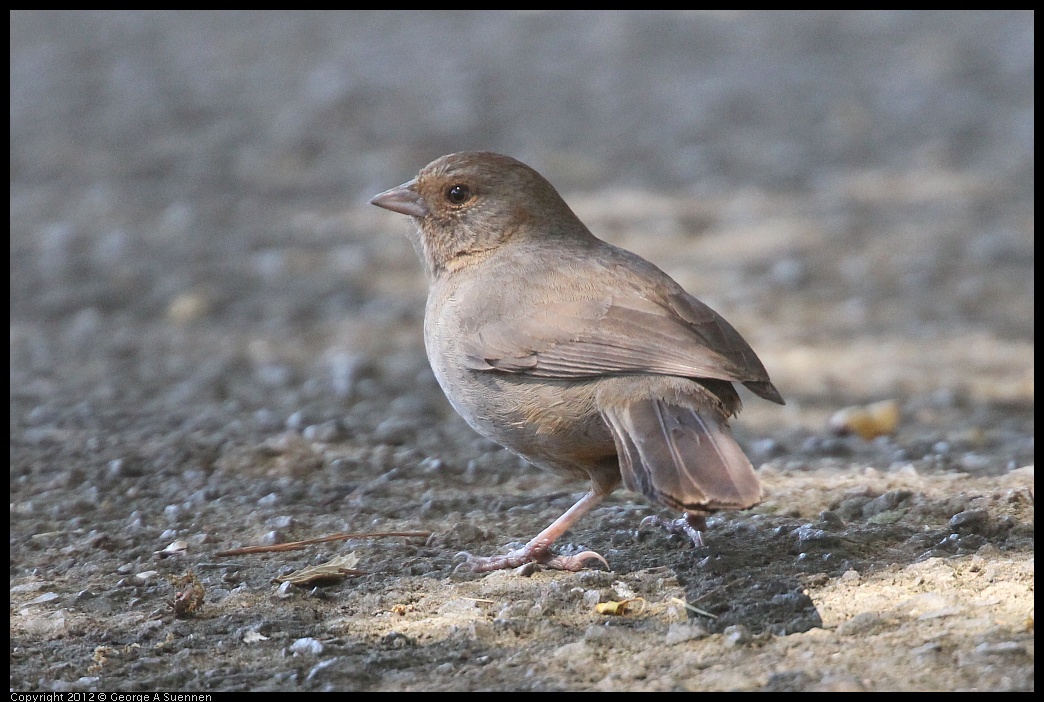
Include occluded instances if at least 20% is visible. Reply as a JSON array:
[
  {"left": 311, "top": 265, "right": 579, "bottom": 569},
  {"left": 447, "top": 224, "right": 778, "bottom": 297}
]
[{"left": 445, "top": 184, "right": 472, "bottom": 205}]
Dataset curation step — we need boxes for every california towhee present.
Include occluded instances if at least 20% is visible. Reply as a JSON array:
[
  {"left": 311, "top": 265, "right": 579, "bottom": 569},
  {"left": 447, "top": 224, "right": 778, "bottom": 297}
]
[{"left": 370, "top": 152, "right": 783, "bottom": 572}]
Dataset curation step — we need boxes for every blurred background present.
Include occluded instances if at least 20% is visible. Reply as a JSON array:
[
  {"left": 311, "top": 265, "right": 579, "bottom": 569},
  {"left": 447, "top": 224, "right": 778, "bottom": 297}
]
[
  {"left": 10, "top": 10, "right": 1033, "bottom": 438},
  {"left": 8, "top": 12, "right": 1035, "bottom": 691}
]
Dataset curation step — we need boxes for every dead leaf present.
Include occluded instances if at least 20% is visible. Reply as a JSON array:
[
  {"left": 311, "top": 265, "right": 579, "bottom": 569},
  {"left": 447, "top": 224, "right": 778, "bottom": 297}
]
[
  {"left": 169, "top": 570, "right": 205, "bottom": 619},
  {"left": 273, "top": 553, "right": 366, "bottom": 586},
  {"left": 829, "top": 399, "right": 900, "bottom": 440},
  {"left": 595, "top": 598, "right": 646, "bottom": 616},
  {"left": 155, "top": 540, "right": 188, "bottom": 558}
]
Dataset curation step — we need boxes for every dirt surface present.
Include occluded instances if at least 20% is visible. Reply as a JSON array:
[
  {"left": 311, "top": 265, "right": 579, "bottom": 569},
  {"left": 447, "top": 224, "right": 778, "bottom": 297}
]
[{"left": 10, "top": 11, "right": 1034, "bottom": 692}]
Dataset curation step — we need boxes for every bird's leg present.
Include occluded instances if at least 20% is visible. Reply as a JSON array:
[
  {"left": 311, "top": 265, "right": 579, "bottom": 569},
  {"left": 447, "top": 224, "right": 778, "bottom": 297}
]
[
  {"left": 457, "top": 489, "right": 610, "bottom": 572},
  {"left": 639, "top": 512, "right": 708, "bottom": 548}
]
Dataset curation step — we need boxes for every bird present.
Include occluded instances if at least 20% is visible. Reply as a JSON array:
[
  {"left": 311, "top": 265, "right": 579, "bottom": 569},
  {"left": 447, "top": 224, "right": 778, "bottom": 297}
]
[{"left": 370, "top": 151, "right": 783, "bottom": 572}]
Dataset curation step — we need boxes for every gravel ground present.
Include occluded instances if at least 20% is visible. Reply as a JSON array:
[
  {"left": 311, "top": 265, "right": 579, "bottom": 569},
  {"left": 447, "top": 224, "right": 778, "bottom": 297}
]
[{"left": 10, "top": 11, "right": 1033, "bottom": 691}]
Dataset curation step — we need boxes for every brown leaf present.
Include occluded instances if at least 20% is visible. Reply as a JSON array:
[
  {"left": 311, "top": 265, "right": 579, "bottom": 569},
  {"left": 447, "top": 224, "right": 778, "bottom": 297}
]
[
  {"left": 595, "top": 597, "right": 646, "bottom": 616},
  {"left": 169, "top": 570, "right": 205, "bottom": 618},
  {"left": 273, "top": 553, "right": 365, "bottom": 586}
]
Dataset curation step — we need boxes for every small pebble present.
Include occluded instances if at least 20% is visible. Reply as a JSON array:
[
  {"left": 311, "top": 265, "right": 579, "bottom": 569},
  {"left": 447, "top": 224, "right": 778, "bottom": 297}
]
[
  {"left": 134, "top": 570, "right": 159, "bottom": 584},
  {"left": 290, "top": 637, "right": 324, "bottom": 655},
  {"left": 949, "top": 509, "right": 990, "bottom": 534},
  {"left": 723, "top": 624, "right": 752, "bottom": 647},
  {"left": 974, "top": 641, "right": 1026, "bottom": 657},
  {"left": 665, "top": 621, "right": 709, "bottom": 645}
]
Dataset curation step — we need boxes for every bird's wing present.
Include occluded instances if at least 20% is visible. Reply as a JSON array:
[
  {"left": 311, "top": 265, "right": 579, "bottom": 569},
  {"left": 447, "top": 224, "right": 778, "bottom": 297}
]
[{"left": 459, "top": 263, "right": 782, "bottom": 403}]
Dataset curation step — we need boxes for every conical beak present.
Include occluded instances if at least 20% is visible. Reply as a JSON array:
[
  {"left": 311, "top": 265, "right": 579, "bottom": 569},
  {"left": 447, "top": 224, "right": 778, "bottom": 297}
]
[{"left": 369, "top": 179, "right": 429, "bottom": 218}]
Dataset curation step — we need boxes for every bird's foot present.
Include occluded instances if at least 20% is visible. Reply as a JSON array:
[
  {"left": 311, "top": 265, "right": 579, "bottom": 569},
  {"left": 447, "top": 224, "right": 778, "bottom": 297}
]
[
  {"left": 455, "top": 543, "right": 608, "bottom": 573},
  {"left": 639, "top": 513, "right": 707, "bottom": 548}
]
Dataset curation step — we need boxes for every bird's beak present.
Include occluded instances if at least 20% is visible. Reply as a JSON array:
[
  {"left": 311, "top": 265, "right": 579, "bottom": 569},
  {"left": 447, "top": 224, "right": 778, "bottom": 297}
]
[{"left": 369, "top": 179, "right": 430, "bottom": 218}]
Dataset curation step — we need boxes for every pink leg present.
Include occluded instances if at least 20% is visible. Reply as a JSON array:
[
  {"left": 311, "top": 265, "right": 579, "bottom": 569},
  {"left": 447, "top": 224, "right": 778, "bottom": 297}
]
[{"left": 458, "top": 490, "right": 610, "bottom": 572}]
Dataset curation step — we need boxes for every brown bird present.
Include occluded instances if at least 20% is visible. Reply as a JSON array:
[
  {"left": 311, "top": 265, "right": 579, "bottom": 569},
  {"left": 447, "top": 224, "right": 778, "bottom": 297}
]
[{"left": 370, "top": 152, "right": 783, "bottom": 572}]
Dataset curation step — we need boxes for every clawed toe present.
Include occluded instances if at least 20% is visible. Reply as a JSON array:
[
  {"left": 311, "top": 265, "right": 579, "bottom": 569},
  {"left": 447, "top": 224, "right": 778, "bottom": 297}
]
[
  {"left": 545, "top": 549, "right": 609, "bottom": 572},
  {"left": 639, "top": 514, "right": 707, "bottom": 548},
  {"left": 452, "top": 551, "right": 481, "bottom": 572},
  {"left": 638, "top": 515, "right": 666, "bottom": 531}
]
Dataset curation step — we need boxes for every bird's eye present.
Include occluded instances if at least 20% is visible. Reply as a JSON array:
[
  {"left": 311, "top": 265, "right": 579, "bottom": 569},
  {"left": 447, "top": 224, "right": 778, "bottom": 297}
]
[{"left": 445, "top": 184, "right": 472, "bottom": 205}]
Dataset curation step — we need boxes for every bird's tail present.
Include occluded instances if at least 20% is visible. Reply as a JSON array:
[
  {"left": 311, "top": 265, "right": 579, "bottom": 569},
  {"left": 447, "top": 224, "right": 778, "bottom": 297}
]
[{"left": 600, "top": 398, "right": 761, "bottom": 513}]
